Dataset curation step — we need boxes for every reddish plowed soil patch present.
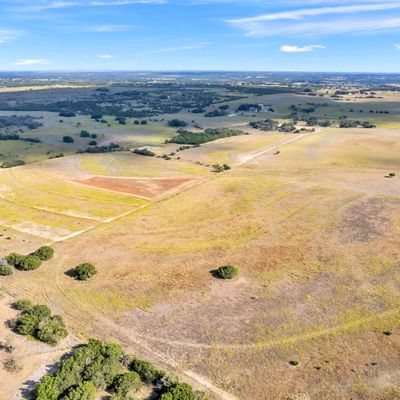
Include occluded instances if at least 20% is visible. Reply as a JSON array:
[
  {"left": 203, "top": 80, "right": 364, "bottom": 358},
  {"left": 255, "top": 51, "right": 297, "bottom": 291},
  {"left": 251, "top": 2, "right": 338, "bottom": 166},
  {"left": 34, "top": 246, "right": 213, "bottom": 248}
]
[{"left": 79, "top": 176, "right": 194, "bottom": 198}]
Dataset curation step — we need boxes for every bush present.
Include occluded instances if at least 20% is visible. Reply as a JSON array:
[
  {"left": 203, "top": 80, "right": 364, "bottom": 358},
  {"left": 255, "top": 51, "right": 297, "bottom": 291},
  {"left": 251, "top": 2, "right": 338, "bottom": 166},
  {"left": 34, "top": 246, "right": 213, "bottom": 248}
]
[
  {"left": 35, "top": 339, "right": 123, "bottom": 399},
  {"left": 16, "top": 304, "right": 67, "bottom": 344},
  {"left": 17, "top": 255, "right": 42, "bottom": 271},
  {"left": 14, "top": 299, "right": 32, "bottom": 311},
  {"left": 3, "top": 357, "right": 22, "bottom": 373},
  {"left": 168, "top": 119, "right": 188, "bottom": 127},
  {"left": 88, "top": 140, "right": 97, "bottom": 146},
  {"left": 79, "top": 130, "right": 91, "bottom": 137},
  {"left": 73, "top": 263, "right": 97, "bottom": 280},
  {"left": 130, "top": 358, "right": 160, "bottom": 383},
  {"left": 289, "top": 360, "right": 300, "bottom": 366},
  {"left": 36, "top": 315, "right": 68, "bottom": 345},
  {"left": 63, "top": 136, "right": 74, "bottom": 143},
  {"left": 213, "top": 265, "right": 238, "bottom": 279},
  {"left": 112, "top": 372, "right": 142, "bottom": 397},
  {"left": 31, "top": 246, "right": 54, "bottom": 261},
  {"left": 160, "top": 382, "right": 197, "bottom": 400},
  {"left": 6, "top": 253, "right": 24, "bottom": 266},
  {"left": 0, "top": 264, "right": 13, "bottom": 276},
  {"left": 133, "top": 148, "right": 155, "bottom": 157}
]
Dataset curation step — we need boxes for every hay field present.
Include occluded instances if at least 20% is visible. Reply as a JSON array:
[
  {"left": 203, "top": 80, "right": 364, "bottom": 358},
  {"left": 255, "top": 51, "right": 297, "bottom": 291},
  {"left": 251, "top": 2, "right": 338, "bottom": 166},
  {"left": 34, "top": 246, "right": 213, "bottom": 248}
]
[{"left": 1, "top": 124, "right": 399, "bottom": 399}]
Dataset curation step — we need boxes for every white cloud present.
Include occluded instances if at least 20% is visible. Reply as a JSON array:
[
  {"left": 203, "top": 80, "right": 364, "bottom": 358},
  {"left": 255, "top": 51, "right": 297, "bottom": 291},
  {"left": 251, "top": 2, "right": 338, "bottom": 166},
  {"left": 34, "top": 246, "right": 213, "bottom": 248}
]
[
  {"left": 86, "top": 24, "right": 133, "bottom": 32},
  {"left": 0, "top": 29, "right": 23, "bottom": 44},
  {"left": 98, "top": 54, "right": 113, "bottom": 58},
  {"left": 280, "top": 44, "right": 326, "bottom": 52},
  {"left": 147, "top": 42, "right": 211, "bottom": 54},
  {"left": 14, "top": 0, "right": 166, "bottom": 12},
  {"left": 227, "top": 2, "right": 400, "bottom": 37},
  {"left": 14, "top": 59, "right": 48, "bottom": 65},
  {"left": 395, "top": 43, "right": 400, "bottom": 49}
]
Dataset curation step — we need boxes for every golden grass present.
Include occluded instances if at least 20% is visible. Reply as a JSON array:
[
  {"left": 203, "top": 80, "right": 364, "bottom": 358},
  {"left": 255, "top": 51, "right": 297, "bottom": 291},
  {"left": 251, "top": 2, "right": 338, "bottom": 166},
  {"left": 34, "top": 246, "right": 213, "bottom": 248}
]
[{"left": 1, "top": 126, "right": 400, "bottom": 399}]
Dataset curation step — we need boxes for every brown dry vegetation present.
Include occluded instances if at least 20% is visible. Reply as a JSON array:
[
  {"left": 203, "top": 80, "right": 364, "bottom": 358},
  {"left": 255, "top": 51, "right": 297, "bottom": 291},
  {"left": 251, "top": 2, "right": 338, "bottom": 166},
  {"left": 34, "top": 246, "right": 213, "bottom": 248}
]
[{"left": 1, "top": 126, "right": 400, "bottom": 399}]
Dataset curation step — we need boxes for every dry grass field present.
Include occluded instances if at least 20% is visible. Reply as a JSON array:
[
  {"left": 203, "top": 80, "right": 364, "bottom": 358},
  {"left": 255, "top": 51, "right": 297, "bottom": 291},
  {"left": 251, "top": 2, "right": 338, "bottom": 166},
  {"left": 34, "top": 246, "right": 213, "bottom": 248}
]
[{"left": 1, "top": 122, "right": 399, "bottom": 399}]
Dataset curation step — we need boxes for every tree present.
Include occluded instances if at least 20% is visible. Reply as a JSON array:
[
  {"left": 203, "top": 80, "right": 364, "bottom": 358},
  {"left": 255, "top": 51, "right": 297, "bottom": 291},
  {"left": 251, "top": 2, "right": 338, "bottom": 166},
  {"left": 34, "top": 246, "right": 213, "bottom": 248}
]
[
  {"left": 36, "top": 315, "right": 68, "bottom": 345},
  {"left": 6, "top": 252, "right": 24, "bottom": 266},
  {"left": 16, "top": 304, "right": 52, "bottom": 336},
  {"left": 31, "top": 246, "right": 54, "bottom": 261},
  {"left": 130, "top": 358, "right": 160, "bottom": 383},
  {"left": 16, "top": 304, "right": 67, "bottom": 344},
  {"left": 160, "top": 383, "right": 197, "bottom": 400},
  {"left": 0, "top": 264, "right": 13, "bottom": 276},
  {"left": 17, "top": 255, "right": 42, "bottom": 271},
  {"left": 80, "top": 130, "right": 91, "bottom": 137},
  {"left": 168, "top": 119, "right": 188, "bottom": 127},
  {"left": 112, "top": 372, "right": 142, "bottom": 398},
  {"left": 63, "top": 136, "right": 74, "bottom": 143},
  {"left": 133, "top": 148, "right": 155, "bottom": 157},
  {"left": 73, "top": 263, "right": 97, "bottom": 280},
  {"left": 213, "top": 265, "right": 238, "bottom": 279},
  {"left": 64, "top": 381, "right": 97, "bottom": 400}
]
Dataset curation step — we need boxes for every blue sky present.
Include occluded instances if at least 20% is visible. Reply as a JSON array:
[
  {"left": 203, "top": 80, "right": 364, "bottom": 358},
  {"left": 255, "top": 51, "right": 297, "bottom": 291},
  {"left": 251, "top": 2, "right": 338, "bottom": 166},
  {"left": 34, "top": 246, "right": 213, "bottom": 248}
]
[{"left": 1, "top": 0, "right": 400, "bottom": 72}]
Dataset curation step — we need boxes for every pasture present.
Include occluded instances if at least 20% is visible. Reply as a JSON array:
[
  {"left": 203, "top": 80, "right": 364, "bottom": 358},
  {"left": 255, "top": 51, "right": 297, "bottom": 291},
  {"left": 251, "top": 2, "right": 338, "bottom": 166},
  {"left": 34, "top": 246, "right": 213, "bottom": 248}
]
[{"left": 1, "top": 122, "right": 399, "bottom": 399}]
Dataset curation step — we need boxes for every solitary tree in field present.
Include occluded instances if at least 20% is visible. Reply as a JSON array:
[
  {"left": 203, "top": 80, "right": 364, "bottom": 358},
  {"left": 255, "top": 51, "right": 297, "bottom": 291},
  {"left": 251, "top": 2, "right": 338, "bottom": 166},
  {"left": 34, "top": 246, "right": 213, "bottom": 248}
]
[{"left": 73, "top": 263, "right": 97, "bottom": 280}]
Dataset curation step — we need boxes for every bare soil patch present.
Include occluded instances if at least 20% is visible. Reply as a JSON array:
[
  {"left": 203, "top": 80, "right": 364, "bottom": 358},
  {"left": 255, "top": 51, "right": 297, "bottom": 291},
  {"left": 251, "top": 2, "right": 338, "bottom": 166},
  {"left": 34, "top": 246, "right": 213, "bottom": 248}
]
[{"left": 78, "top": 176, "right": 195, "bottom": 198}]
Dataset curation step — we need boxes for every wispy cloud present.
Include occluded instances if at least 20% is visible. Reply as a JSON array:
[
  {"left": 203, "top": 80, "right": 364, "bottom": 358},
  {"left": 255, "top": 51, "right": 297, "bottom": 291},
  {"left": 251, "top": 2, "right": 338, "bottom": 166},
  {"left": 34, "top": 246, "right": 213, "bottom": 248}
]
[
  {"left": 14, "top": 0, "right": 166, "bottom": 12},
  {"left": 98, "top": 54, "right": 113, "bottom": 58},
  {"left": 86, "top": 24, "right": 133, "bottom": 32},
  {"left": 0, "top": 29, "right": 22, "bottom": 44},
  {"left": 147, "top": 42, "right": 212, "bottom": 54},
  {"left": 280, "top": 44, "right": 326, "bottom": 52},
  {"left": 14, "top": 58, "right": 49, "bottom": 65},
  {"left": 395, "top": 43, "right": 400, "bottom": 49},
  {"left": 227, "top": 2, "right": 400, "bottom": 37}
]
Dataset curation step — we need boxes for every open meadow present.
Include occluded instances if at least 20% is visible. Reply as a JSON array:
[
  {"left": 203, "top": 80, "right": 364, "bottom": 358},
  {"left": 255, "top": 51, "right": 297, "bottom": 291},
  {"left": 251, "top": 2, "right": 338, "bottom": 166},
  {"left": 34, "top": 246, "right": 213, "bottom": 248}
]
[{"left": 1, "top": 122, "right": 400, "bottom": 399}]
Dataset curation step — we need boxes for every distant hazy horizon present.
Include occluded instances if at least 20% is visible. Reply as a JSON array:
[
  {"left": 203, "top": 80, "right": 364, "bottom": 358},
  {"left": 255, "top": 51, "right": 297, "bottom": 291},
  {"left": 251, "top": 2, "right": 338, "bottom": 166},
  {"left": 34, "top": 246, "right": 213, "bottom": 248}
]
[{"left": 1, "top": 1, "right": 400, "bottom": 73}]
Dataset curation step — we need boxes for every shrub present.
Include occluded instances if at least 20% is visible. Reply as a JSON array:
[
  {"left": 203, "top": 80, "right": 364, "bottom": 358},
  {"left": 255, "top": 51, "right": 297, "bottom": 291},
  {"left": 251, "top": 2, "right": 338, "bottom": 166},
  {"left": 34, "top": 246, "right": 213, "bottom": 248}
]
[
  {"left": 31, "top": 246, "right": 54, "bottom": 261},
  {"left": 36, "top": 315, "right": 68, "bottom": 345},
  {"left": 6, "top": 253, "right": 24, "bottom": 266},
  {"left": 17, "top": 255, "right": 42, "bottom": 271},
  {"left": 14, "top": 299, "right": 32, "bottom": 311},
  {"left": 3, "top": 357, "right": 22, "bottom": 373},
  {"left": 79, "top": 130, "right": 91, "bottom": 137},
  {"left": 112, "top": 372, "right": 142, "bottom": 397},
  {"left": 168, "top": 119, "right": 187, "bottom": 127},
  {"left": 63, "top": 136, "right": 74, "bottom": 143},
  {"left": 0, "top": 264, "right": 13, "bottom": 276},
  {"left": 213, "top": 265, "right": 238, "bottom": 279},
  {"left": 289, "top": 360, "right": 300, "bottom": 366},
  {"left": 160, "top": 382, "right": 197, "bottom": 400},
  {"left": 16, "top": 304, "right": 52, "bottom": 335},
  {"left": 133, "top": 148, "right": 155, "bottom": 157},
  {"left": 16, "top": 304, "right": 67, "bottom": 344},
  {"left": 130, "top": 358, "right": 160, "bottom": 383},
  {"left": 73, "top": 263, "right": 97, "bottom": 280},
  {"left": 212, "top": 164, "right": 224, "bottom": 173},
  {"left": 35, "top": 339, "right": 123, "bottom": 399},
  {"left": 88, "top": 140, "right": 97, "bottom": 146}
]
